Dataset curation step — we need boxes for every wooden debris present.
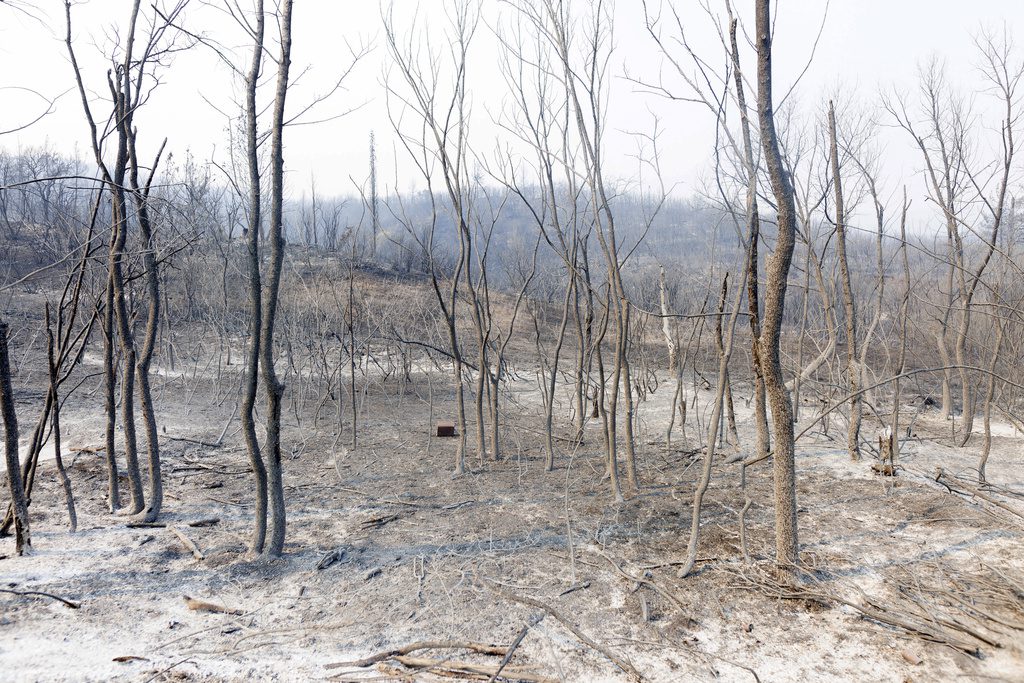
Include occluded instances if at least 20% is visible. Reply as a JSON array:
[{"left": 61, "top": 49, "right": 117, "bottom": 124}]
[
  {"left": 183, "top": 595, "right": 242, "bottom": 615},
  {"left": 113, "top": 655, "right": 149, "bottom": 663},
  {"left": 169, "top": 527, "right": 205, "bottom": 561}
]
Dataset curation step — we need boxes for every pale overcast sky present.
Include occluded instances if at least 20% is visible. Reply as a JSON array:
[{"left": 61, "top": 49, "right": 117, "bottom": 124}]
[{"left": 2, "top": 1, "right": 1022, "bottom": 228}]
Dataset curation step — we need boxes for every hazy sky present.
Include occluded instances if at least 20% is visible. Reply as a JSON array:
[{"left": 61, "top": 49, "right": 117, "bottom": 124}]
[{"left": 2, "top": 1, "right": 1022, "bottom": 229}]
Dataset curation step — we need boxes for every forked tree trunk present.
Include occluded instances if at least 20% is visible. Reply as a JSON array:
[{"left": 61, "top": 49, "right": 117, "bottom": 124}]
[{"left": 261, "top": 0, "right": 295, "bottom": 557}]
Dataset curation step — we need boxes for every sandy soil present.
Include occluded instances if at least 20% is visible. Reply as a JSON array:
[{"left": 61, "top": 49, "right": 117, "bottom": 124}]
[{"left": 2, "top": 353, "right": 1023, "bottom": 682}]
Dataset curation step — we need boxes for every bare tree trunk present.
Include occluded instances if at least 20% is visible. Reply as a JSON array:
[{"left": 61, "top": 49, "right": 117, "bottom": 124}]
[
  {"left": 828, "top": 102, "right": 861, "bottom": 461},
  {"left": 0, "top": 321, "right": 31, "bottom": 554},
  {"left": 792, "top": 241, "right": 812, "bottom": 422},
  {"left": 129, "top": 140, "right": 166, "bottom": 522},
  {"left": 594, "top": 288, "right": 622, "bottom": 502},
  {"left": 348, "top": 259, "right": 358, "bottom": 450},
  {"left": 714, "top": 277, "right": 741, "bottom": 446},
  {"left": 679, "top": 270, "right": 748, "bottom": 577},
  {"left": 240, "top": 0, "right": 268, "bottom": 554},
  {"left": 658, "top": 266, "right": 677, "bottom": 372},
  {"left": 857, "top": 167, "right": 887, "bottom": 415},
  {"left": 261, "top": 0, "right": 295, "bottom": 557},
  {"left": 891, "top": 191, "right": 910, "bottom": 468},
  {"left": 110, "top": 193, "right": 144, "bottom": 514},
  {"left": 473, "top": 337, "right": 488, "bottom": 465},
  {"left": 978, "top": 316, "right": 1005, "bottom": 483},
  {"left": 64, "top": 0, "right": 168, "bottom": 517},
  {"left": 45, "top": 307, "right": 77, "bottom": 532},
  {"left": 756, "top": 0, "right": 799, "bottom": 569},
  {"left": 574, "top": 244, "right": 594, "bottom": 444},
  {"left": 728, "top": 14, "right": 770, "bottom": 457},
  {"left": 544, "top": 276, "right": 573, "bottom": 471},
  {"left": 620, "top": 310, "right": 640, "bottom": 490},
  {"left": 102, "top": 273, "right": 120, "bottom": 512},
  {"left": 660, "top": 265, "right": 688, "bottom": 452}
]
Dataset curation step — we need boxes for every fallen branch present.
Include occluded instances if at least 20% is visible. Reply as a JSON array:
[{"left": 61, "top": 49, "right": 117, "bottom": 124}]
[
  {"left": 393, "top": 655, "right": 555, "bottom": 683},
  {"left": 932, "top": 468, "right": 1024, "bottom": 524},
  {"left": 326, "top": 641, "right": 507, "bottom": 669},
  {"left": 558, "top": 581, "right": 590, "bottom": 597},
  {"left": 488, "top": 624, "right": 531, "bottom": 683},
  {"left": 481, "top": 577, "right": 642, "bottom": 681},
  {"left": 595, "top": 550, "right": 689, "bottom": 614},
  {"left": 0, "top": 587, "right": 80, "bottom": 609}
]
